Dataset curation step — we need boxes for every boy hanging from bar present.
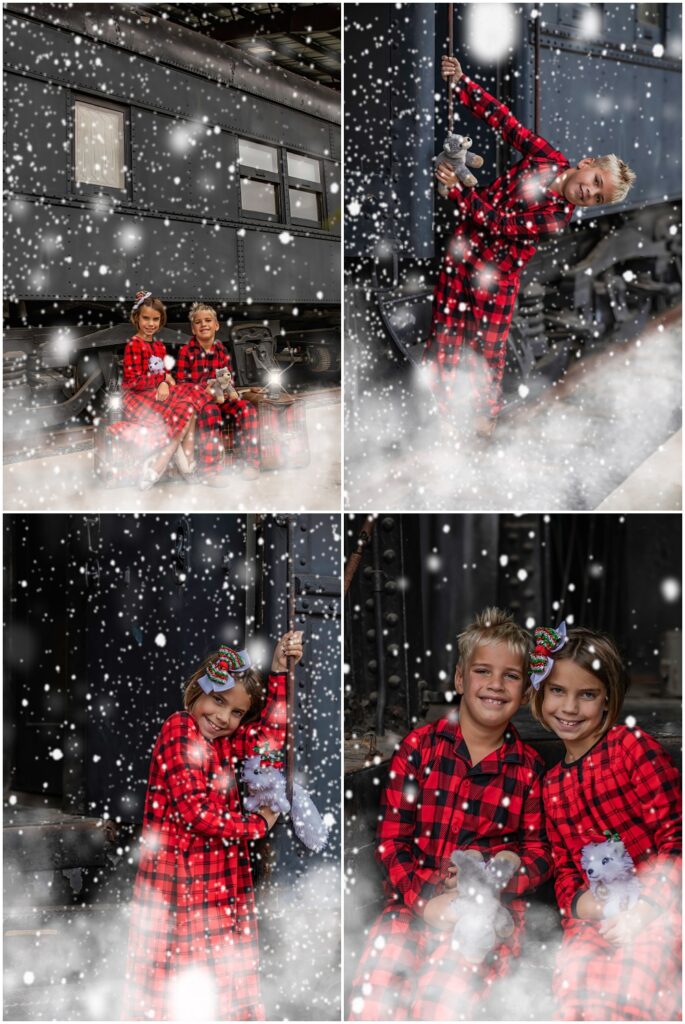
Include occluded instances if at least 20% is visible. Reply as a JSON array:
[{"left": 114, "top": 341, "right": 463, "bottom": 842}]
[{"left": 425, "top": 55, "right": 635, "bottom": 439}]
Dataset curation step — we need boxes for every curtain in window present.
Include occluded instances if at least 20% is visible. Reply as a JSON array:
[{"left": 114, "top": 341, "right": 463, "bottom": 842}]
[{"left": 75, "top": 102, "right": 125, "bottom": 189}]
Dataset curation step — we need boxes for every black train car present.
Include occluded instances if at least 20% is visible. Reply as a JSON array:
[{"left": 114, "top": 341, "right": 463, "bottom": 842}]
[
  {"left": 345, "top": 3, "right": 681, "bottom": 389},
  {"left": 3, "top": 4, "right": 341, "bottom": 430},
  {"left": 4, "top": 513, "right": 341, "bottom": 1021}
]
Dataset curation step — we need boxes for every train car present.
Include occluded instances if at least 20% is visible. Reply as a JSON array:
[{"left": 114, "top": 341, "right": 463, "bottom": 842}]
[
  {"left": 4, "top": 513, "right": 341, "bottom": 1020},
  {"left": 3, "top": 3, "right": 341, "bottom": 433},
  {"left": 345, "top": 3, "right": 681, "bottom": 398},
  {"left": 343, "top": 511, "right": 682, "bottom": 1017}
]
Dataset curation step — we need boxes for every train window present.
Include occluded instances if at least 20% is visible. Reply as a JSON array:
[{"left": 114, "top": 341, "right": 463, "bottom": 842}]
[
  {"left": 240, "top": 178, "right": 279, "bottom": 218},
  {"left": 635, "top": 4, "right": 664, "bottom": 43},
  {"left": 287, "top": 150, "right": 324, "bottom": 226},
  {"left": 74, "top": 99, "right": 126, "bottom": 190},
  {"left": 238, "top": 139, "right": 278, "bottom": 175},
  {"left": 286, "top": 153, "right": 321, "bottom": 185},
  {"left": 288, "top": 187, "right": 321, "bottom": 223}
]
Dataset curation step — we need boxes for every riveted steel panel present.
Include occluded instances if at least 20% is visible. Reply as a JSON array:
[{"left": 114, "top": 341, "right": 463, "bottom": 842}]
[
  {"left": 131, "top": 109, "right": 239, "bottom": 220},
  {"left": 3, "top": 201, "right": 239, "bottom": 301},
  {"left": 243, "top": 230, "right": 341, "bottom": 304},
  {"left": 4, "top": 73, "right": 69, "bottom": 197}
]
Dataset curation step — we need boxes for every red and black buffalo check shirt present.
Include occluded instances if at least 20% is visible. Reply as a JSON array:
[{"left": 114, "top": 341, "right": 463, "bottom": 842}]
[
  {"left": 433, "top": 75, "right": 574, "bottom": 330},
  {"left": 176, "top": 335, "right": 234, "bottom": 385},
  {"left": 377, "top": 717, "right": 551, "bottom": 916},
  {"left": 543, "top": 724, "right": 681, "bottom": 922}
]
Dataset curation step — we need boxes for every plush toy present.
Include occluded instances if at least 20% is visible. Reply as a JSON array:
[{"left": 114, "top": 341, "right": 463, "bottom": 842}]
[
  {"left": 448, "top": 849, "right": 521, "bottom": 964},
  {"left": 435, "top": 132, "right": 484, "bottom": 197},
  {"left": 580, "top": 833, "right": 640, "bottom": 918},
  {"left": 206, "top": 366, "right": 240, "bottom": 404},
  {"left": 242, "top": 750, "right": 329, "bottom": 853}
]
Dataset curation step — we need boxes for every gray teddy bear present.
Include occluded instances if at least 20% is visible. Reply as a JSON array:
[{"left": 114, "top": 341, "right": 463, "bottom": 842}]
[{"left": 435, "top": 132, "right": 484, "bottom": 197}]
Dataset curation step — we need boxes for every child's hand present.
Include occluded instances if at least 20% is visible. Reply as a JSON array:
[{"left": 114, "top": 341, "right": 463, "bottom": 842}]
[
  {"left": 444, "top": 863, "right": 459, "bottom": 890},
  {"left": 441, "top": 55, "right": 463, "bottom": 82},
  {"left": 598, "top": 902, "right": 659, "bottom": 947},
  {"left": 257, "top": 805, "right": 280, "bottom": 831},
  {"left": 156, "top": 382, "right": 170, "bottom": 402},
  {"left": 271, "top": 630, "right": 304, "bottom": 673},
  {"left": 165, "top": 373, "right": 176, "bottom": 387},
  {"left": 435, "top": 162, "right": 459, "bottom": 191},
  {"left": 423, "top": 893, "right": 459, "bottom": 931}
]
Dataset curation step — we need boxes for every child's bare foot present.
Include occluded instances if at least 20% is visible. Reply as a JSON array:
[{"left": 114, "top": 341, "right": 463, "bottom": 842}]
[{"left": 475, "top": 415, "right": 496, "bottom": 440}]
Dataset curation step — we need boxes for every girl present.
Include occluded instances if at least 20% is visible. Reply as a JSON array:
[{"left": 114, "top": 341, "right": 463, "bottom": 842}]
[
  {"left": 122, "top": 631, "right": 303, "bottom": 1021},
  {"left": 175, "top": 303, "right": 261, "bottom": 485},
  {"left": 121, "top": 291, "right": 211, "bottom": 490},
  {"left": 530, "top": 624, "right": 681, "bottom": 1021}
]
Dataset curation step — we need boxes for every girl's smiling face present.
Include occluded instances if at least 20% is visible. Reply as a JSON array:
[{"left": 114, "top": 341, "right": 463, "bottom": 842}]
[
  {"left": 137, "top": 305, "right": 162, "bottom": 341},
  {"left": 542, "top": 658, "right": 608, "bottom": 760},
  {"left": 191, "top": 681, "right": 251, "bottom": 741}
]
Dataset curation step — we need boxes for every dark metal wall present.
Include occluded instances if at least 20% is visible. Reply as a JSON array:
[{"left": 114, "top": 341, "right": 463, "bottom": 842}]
[{"left": 4, "top": 5, "right": 341, "bottom": 306}]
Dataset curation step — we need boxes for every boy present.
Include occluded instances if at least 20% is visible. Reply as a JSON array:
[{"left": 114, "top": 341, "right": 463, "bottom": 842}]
[
  {"left": 426, "top": 55, "right": 636, "bottom": 438},
  {"left": 348, "top": 608, "right": 549, "bottom": 1021},
  {"left": 175, "top": 303, "right": 260, "bottom": 484}
]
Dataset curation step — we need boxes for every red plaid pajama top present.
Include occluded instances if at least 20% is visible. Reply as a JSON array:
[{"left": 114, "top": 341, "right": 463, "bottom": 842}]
[
  {"left": 543, "top": 724, "right": 682, "bottom": 1021},
  {"left": 425, "top": 75, "right": 575, "bottom": 419},
  {"left": 176, "top": 336, "right": 260, "bottom": 472},
  {"left": 122, "top": 672, "right": 286, "bottom": 1021},
  {"left": 349, "top": 718, "right": 551, "bottom": 1020},
  {"left": 119, "top": 335, "right": 209, "bottom": 451}
]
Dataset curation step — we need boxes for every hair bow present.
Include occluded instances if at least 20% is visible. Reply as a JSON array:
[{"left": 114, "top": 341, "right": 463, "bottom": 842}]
[
  {"left": 529, "top": 622, "right": 567, "bottom": 690},
  {"left": 198, "top": 645, "right": 252, "bottom": 694},
  {"left": 133, "top": 290, "right": 152, "bottom": 311}
]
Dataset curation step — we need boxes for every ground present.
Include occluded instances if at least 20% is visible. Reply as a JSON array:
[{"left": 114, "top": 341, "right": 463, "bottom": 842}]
[{"left": 4, "top": 393, "right": 340, "bottom": 512}]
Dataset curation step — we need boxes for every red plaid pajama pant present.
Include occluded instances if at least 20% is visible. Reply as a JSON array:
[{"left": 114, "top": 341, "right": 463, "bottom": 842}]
[
  {"left": 120, "top": 385, "right": 207, "bottom": 450},
  {"left": 348, "top": 904, "right": 519, "bottom": 1021},
  {"left": 424, "top": 269, "right": 519, "bottom": 423},
  {"left": 194, "top": 397, "right": 260, "bottom": 475},
  {"left": 552, "top": 914, "right": 682, "bottom": 1021}
]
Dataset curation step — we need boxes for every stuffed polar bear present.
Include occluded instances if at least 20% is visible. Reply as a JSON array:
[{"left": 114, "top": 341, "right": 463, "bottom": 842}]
[
  {"left": 580, "top": 837, "right": 640, "bottom": 918},
  {"left": 242, "top": 754, "right": 329, "bottom": 853}
]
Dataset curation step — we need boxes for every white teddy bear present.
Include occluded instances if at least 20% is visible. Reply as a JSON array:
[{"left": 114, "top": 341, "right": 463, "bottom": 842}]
[{"left": 448, "top": 849, "right": 521, "bottom": 964}]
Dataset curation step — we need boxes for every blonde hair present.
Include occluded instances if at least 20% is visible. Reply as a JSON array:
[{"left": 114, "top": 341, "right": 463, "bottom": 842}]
[
  {"left": 130, "top": 291, "right": 167, "bottom": 328},
  {"left": 189, "top": 302, "right": 219, "bottom": 325},
  {"left": 183, "top": 652, "right": 265, "bottom": 726},
  {"left": 530, "top": 627, "right": 628, "bottom": 735},
  {"left": 596, "top": 155, "right": 636, "bottom": 204},
  {"left": 458, "top": 607, "right": 532, "bottom": 678}
]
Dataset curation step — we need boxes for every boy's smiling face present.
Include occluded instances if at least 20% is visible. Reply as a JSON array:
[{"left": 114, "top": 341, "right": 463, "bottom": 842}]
[
  {"left": 192, "top": 311, "right": 219, "bottom": 346},
  {"left": 563, "top": 158, "right": 616, "bottom": 207},
  {"left": 455, "top": 641, "right": 527, "bottom": 734}
]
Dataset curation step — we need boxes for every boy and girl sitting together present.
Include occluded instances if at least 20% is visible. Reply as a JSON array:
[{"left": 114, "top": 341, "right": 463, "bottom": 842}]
[
  {"left": 116, "top": 290, "right": 260, "bottom": 490},
  {"left": 349, "top": 609, "right": 681, "bottom": 1022}
]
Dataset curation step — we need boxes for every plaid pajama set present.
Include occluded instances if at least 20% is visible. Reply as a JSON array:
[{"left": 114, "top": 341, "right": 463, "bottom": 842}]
[
  {"left": 544, "top": 725, "right": 682, "bottom": 1021},
  {"left": 348, "top": 719, "right": 551, "bottom": 1021},
  {"left": 122, "top": 673, "right": 286, "bottom": 1021},
  {"left": 176, "top": 337, "right": 260, "bottom": 474},
  {"left": 424, "top": 76, "right": 574, "bottom": 421},
  {"left": 118, "top": 335, "right": 210, "bottom": 454}
]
